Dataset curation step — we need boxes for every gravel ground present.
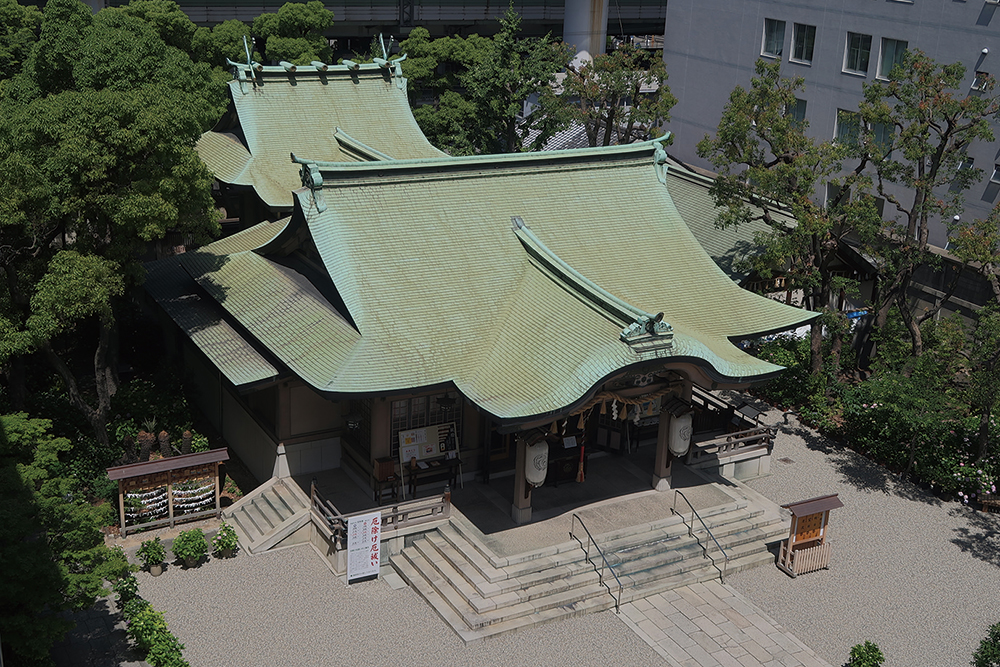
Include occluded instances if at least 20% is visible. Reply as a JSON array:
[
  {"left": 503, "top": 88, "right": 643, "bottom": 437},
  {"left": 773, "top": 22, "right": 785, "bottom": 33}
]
[
  {"left": 727, "top": 409, "right": 1000, "bottom": 667},
  {"left": 138, "top": 545, "right": 663, "bottom": 667}
]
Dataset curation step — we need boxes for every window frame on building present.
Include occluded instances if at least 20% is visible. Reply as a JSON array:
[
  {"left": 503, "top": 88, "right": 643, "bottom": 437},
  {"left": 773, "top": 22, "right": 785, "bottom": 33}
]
[
  {"left": 791, "top": 24, "right": 817, "bottom": 64},
  {"left": 871, "top": 121, "right": 894, "bottom": 156},
  {"left": 878, "top": 38, "right": 908, "bottom": 79},
  {"left": 786, "top": 97, "right": 807, "bottom": 127},
  {"left": 762, "top": 19, "right": 786, "bottom": 59},
  {"left": 844, "top": 32, "right": 873, "bottom": 75},
  {"left": 835, "top": 109, "right": 862, "bottom": 145}
]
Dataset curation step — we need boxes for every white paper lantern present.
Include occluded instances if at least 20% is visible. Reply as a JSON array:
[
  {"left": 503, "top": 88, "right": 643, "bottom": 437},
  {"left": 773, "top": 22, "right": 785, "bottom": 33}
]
[
  {"left": 668, "top": 413, "right": 693, "bottom": 456},
  {"left": 525, "top": 441, "right": 549, "bottom": 487}
]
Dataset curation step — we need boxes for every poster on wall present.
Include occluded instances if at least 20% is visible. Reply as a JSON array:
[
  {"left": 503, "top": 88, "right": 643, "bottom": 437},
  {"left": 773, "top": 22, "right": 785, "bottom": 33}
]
[{"left": 347, "top": 511, "right": 381, "bottom": 584}]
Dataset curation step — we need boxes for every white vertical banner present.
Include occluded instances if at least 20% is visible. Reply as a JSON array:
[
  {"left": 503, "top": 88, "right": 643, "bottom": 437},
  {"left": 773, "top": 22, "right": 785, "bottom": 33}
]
[{"left": 347, "top": 511, "right": 382, "bottom": 584}]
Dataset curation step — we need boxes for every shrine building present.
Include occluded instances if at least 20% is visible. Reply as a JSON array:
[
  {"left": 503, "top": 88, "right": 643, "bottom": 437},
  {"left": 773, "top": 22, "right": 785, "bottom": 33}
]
[{"left": 145, "top": 60, "right": 816, "bottom": 527}]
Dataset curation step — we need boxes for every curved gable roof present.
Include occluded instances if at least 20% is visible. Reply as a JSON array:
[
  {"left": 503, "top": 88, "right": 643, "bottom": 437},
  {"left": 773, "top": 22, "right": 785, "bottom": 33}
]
[
  {"left": 197, "top": 62, "right": 445, "bottom": 209},
  {"left": 226, "top": 140, "right": 814, "bottom": 420}
]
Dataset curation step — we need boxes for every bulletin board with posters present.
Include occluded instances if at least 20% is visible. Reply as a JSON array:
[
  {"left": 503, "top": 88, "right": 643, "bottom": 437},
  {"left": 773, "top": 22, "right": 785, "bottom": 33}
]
[
  {"left": 397, "top": 423, "right": 462, "bottom": 498},
  {"left": 397, "top": 422, "right": 461, "bottom": 467}
]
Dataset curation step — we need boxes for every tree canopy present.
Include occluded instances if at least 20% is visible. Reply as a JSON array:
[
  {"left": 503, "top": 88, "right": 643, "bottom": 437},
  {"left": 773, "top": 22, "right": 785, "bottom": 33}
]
[
  {"left": 858, "top": 50, "right": 1000, "bottom": 356},
  {"left": 562, "top": 43, "right": 676, "bottom": 148},
  {"left": 697, "top": 59, "right": 880, "bottom": 377},
  {"left": 0, "top": 0, "right": 224, "bottom": 446},
  {"left": 251, "top": 1, "right": 334, "bottom": 65}
]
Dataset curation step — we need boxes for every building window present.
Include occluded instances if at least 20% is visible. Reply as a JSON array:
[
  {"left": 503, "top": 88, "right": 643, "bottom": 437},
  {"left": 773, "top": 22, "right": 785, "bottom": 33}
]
[
  {"left": 827, "top": 183, "right": 850, "bottom": 207},
  {"left": 973, "top": 71, "right": 991, "bottom": 91},
  {"left": 879, "top": 38, "right": 908, "bottom": 78},
  {"left": 792, "top": 24, "right": 816, "bottom": 63},
  {"left": 844, "top": 32, "right": 872, "bottom": 75},
  {"left": 836, "top": 110, "right": 862, "bottom": 145},
  {"left": 762, "top": 19, "right": 785, "bottom": 58},
  {"left": 389, "top": 393, "right": 463, "bottom": 458},
  {"left": 871, "top": 122, "right": 894, "bottom": 155},
  {"left": 786, "top": 98, "right": 807, "bottom": 126}
]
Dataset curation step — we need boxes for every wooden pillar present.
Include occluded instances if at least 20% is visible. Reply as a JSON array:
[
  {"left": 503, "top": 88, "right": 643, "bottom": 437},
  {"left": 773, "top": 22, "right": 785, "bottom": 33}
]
[
  {"left": 511, "top": 435, "right": 532, "bottom": 524},
  {"left": 118, "top": 480, "right": 127, "bottom": 536},
  {"left": 167, "top": 469, "right": 175, "bottom": 528},
  {"left": 214, "top": 461, "right": 222, "bottom": 513},
  {"left": 652, "top": 411, "right": 673, "bottom": 491}
]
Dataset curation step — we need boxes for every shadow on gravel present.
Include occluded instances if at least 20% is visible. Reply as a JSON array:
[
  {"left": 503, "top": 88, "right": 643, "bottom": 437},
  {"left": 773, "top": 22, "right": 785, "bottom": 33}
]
[
  {"left": 779, "top": 422, "right": 943, "bottom": 507},
  {"left": 51, "top": 597, "right": 143, "bottom": 667},
  {"left": 950, "top": 508, "right": 1000, "bottom": 568}
]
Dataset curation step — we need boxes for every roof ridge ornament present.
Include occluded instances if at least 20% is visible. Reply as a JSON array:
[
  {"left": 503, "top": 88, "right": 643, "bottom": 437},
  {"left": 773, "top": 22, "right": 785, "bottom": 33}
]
[
  {"left": 511, "top": 216, "right": 673, "bottom": 355},
  {"left": 652, "top": 133, "right": 671, "bottom": 185},
  {"left": 291, "top": 153, "right": 326, "bottom": 213}
]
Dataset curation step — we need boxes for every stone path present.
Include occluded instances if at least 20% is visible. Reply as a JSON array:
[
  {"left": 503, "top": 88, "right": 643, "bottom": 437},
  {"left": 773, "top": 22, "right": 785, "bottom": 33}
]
[
  {"left": 50, "top": 597, "right": 147, "bottom": 667},
  {"left": 617, "top": 580, "right": 832, "bottom": 667}
]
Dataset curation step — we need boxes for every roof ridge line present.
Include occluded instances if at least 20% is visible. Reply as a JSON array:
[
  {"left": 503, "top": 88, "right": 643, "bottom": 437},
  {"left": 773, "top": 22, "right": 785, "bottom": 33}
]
[
  {"left": 294, "top": 140, "right": 658, "bottom": 178},
  {"left": 510, "top": 217, "right": 673, "bottom": 352}
]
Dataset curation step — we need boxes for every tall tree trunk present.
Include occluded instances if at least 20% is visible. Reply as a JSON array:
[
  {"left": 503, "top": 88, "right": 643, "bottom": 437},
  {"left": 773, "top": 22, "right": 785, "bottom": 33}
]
[
  {"left": 41, "top": 314, "right": 117, "bottom": 448},
  {"left": 810, "top": 320, "right": 823, "bottom": 376}
]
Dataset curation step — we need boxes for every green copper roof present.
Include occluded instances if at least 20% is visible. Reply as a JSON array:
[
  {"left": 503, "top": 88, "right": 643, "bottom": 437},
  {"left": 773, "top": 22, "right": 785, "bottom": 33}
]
[
  {"left": 175, "top": 140, "right": 814, "bottom": 421},
  {"left": 144, "top": 220, "right": 292, "bottom": 388},
  {"left": 664, "top": 164, "right": 795, "bottom": 282},
  {"left": 196, "top": 62, "right": 445, "bottom": 209}
]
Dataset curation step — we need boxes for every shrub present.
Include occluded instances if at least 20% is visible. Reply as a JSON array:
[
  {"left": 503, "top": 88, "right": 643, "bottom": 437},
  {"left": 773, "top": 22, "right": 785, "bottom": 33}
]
[
  {"left": 846, "top": 641, "right": 884, "bottom": 667},
  {"left": 171, "top": 528, "right": 208, "bottom": 563},
  {"left": 112, "top": 573, "right": 140, "bottom": 609},
  {"left": 212, "top": 522, "right": 239, "bottom": 555},
  {"left": 973, "top": 622, "right": 1000, "bottom": 667},
  {"left": 137, "top": 537, "right": 166, "bottom": 568},
  {"left": 121, "top": 596, "right": 151, "bottom": 621},
  {"left": 126, "top": 605, "right": 169, "bottom": 652},
  {"left": 146, "top": 631, "right": 189, "bottom": 667}
]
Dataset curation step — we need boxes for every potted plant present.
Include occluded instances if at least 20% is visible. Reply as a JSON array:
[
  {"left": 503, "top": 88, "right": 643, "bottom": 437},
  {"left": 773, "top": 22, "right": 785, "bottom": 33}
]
[
  {"left": 212, "top": 522, "right": 239, "bottom": 558},
  {"left": 136, "top": 537, "right": 166, "bottom": 576},
  {"left": 171, "top": 528, "right": 208, "bottom": 568}
]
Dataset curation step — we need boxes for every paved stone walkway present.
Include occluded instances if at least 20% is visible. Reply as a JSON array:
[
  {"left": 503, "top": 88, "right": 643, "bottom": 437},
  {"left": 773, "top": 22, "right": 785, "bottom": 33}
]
[
  {"left": 616, "top": 580, "right": 832, "bottom": 667},
  {"left": 50, "top": 596, "right": 147, "bottom": 667}
]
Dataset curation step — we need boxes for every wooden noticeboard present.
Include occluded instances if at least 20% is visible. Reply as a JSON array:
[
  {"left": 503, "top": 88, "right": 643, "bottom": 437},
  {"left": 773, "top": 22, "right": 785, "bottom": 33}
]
[
  {"left": 397, "top": 422, "right": 460, "bottom": 466},
  {"left": 398, "top": 423, "right": 461, "bottom": 499}
]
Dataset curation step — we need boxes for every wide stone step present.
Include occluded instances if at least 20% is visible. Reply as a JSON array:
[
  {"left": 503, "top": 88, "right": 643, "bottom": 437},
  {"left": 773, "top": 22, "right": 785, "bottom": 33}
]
[
  {"left": 623, "top": 537, "right": 769, "bottom": 588},
  {"left": 414, "top": 536, "right": 607, "bottom": 615},
  {"left": 442, "top": 498, "right": 749, "bottom": 574},
  {"left": 399, "top": 545, "right": 612, "bottom": 631},
  {"left": 621, "top": 546, "right": 777, "bottom": 604}
]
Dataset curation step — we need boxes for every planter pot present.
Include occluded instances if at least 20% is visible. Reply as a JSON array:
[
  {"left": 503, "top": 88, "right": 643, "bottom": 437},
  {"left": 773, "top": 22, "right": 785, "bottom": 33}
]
[
  {"left": 217, "top": 548, "right": 235, "bottom": 559},
  {"left": 149, "top": 563, "right": 163, "bottom": 577},
  {"left": 184, "top": 556, "right": 200, "bottom": 568}
]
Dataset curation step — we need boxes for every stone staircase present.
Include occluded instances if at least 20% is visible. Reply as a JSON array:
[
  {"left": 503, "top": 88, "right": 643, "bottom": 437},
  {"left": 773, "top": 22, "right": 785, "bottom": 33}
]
[
  {"left": 222, "top": 477, "right": 311, "bottom": 554},
  {"left": 391, "top": 496, "right": 786, "bottom": 642}
]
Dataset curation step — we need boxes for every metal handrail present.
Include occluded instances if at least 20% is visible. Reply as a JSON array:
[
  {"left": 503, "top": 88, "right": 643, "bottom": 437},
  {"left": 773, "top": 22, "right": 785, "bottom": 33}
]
[
  {"left": 570, "top": 514, "right": 623, "bottom": 613},
  {"left": 671, "top": 490, "right": 731, "bottom": 583}
]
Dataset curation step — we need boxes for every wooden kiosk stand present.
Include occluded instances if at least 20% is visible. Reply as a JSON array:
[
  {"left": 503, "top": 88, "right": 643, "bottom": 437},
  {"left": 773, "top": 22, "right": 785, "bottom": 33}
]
[{"left": 777, "top": 493, "right": 843, "bottom": 578}]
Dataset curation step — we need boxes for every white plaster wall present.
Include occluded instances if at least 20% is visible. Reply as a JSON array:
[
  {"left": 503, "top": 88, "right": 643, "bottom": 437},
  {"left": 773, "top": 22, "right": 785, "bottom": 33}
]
[{"left": 285, "top": 437, "right": 342, "bottom": 476}]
